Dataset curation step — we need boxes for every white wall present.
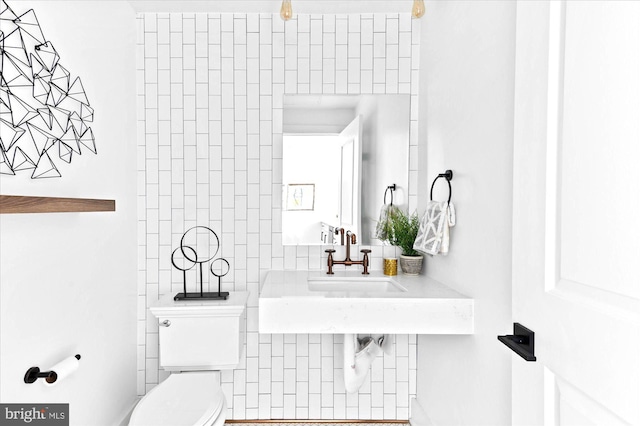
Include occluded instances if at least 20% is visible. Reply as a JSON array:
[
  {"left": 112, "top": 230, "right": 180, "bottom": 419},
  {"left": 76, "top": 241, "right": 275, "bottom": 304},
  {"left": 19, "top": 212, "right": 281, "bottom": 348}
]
[
  {"left": 415, "top": 1, "right": 516, "bottom": 425},
  {"left": 0, "top": 1, "right": 138, "bottom": 425},
  {"left": 138, "top": 12, "right": 420, "bottom": 420}
]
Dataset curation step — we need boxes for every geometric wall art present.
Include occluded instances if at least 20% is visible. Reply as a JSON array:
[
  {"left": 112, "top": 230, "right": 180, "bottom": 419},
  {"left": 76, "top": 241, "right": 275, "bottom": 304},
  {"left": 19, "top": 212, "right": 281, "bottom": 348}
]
[{"left": 0, "top": 0, "right": 95, "bottom": 178}]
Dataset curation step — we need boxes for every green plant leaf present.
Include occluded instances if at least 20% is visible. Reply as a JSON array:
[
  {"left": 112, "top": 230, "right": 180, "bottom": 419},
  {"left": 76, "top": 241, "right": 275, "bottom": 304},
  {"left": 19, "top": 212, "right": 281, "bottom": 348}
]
[{"left": 378, "top": 208, "right": 421, "bottom": 256}]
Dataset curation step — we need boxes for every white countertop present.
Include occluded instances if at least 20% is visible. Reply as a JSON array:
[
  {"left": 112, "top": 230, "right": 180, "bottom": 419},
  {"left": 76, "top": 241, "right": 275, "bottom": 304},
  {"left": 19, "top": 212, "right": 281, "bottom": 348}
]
[{"left": 259, "top": 270, "right": 474, "bottom": 334}]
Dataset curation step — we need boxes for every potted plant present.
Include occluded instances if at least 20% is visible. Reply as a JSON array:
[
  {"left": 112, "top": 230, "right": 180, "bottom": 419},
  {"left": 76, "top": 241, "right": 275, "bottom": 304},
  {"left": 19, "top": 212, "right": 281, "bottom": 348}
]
[{"left": 383, "top": 209, "right": 424, "bottom": 275}]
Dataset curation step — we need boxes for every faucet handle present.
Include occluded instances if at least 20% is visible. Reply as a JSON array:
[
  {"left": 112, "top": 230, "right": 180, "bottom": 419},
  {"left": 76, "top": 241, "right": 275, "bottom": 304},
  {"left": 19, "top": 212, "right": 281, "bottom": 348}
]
[
  {"left": 360, "top": 249, "right": 371, "bottom": 275},
  {"left": 325, "top": 249, "right": 336, "bottom": 275}
]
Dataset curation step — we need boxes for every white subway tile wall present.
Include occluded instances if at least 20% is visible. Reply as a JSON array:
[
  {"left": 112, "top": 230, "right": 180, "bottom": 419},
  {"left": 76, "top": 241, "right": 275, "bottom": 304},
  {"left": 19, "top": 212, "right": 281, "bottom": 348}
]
[{"left": 137, "top": 13, "right": 420, "bottom": 420}]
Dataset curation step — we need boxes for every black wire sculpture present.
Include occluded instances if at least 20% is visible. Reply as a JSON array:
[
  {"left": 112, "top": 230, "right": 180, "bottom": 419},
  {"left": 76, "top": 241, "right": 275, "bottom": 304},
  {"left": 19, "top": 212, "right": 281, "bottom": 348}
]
[
  {"left": 171, "top": 226, "right": 229, "bottom": 301},
  {"left": 0, "top": 2, "right": 95, "bottom": 179}
]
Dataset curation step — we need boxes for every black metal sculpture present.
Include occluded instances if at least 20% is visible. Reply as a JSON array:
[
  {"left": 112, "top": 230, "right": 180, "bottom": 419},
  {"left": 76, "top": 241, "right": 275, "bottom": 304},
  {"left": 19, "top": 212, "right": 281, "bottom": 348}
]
[
  {"left": 0, "top": 1, "right": 95, "bottom": 178},
  {"left": 172, "top": 226, "right": 230, "bottom": 301}
]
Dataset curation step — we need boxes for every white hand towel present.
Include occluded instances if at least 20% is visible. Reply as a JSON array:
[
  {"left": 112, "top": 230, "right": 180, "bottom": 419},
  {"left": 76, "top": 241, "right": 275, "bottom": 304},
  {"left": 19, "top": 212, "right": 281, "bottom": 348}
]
[
  {"left": 343, "top": 334, "right": 383, "bottom": 393},
  {"left": 375, "top": 204, "right": 399, "bottom": 241},
  {"left": 413, "top": 201, "right": 456, "bottom": 256},
  {"left": 440, "top": 203, "right": 456, "bottom": 255}
]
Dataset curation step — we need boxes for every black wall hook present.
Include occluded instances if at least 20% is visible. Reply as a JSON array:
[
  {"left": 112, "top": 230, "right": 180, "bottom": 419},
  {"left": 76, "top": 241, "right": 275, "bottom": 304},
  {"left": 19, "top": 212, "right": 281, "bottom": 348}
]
[
  {"left": 24, "top": 354, "right": 81, "bottom": 384},
  {"left": 430, "top": 170, "right": 453, "bottom": 204}
]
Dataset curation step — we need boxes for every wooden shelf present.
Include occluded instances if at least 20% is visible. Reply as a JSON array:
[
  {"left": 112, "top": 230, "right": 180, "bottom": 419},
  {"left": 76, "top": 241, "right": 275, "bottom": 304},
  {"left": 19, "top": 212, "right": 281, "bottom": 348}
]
[{"left": 0, "top": 195, "right": 115, "bottom": 214}]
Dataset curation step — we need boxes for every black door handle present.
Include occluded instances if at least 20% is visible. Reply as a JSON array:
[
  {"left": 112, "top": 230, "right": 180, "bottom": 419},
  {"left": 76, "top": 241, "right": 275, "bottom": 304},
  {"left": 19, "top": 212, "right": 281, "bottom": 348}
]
[{"left": 498, "top": 323, "right": 537, "bottom": 362}]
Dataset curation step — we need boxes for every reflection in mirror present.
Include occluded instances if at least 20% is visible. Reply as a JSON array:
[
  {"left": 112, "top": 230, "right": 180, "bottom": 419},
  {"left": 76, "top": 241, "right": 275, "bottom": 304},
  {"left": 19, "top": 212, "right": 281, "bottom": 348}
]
[{"left": 282, "top": 94, "right": 410, "bottom": 246}]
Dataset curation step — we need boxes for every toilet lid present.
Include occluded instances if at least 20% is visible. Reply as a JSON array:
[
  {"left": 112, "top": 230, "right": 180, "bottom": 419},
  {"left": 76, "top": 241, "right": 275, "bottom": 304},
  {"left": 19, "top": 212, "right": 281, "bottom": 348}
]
[{"left": 129, "top": 372, "right": 225, "bottom": 426}]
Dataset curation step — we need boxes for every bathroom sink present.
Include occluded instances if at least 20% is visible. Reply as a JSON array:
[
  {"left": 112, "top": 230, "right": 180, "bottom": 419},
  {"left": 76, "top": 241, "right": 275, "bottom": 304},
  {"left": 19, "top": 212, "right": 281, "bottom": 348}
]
[
  {"left": 259, "top": 270, "right": 474, "bottom": 334},
  {"left": 307, "top": 275, "right": 406, "bottom": 293}
]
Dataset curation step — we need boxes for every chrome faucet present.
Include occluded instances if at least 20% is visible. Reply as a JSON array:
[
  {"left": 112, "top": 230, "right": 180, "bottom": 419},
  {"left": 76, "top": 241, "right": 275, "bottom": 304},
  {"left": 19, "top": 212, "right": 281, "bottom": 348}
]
[{"left": 325, "top": 230, "right": 370, "bottom": 275}]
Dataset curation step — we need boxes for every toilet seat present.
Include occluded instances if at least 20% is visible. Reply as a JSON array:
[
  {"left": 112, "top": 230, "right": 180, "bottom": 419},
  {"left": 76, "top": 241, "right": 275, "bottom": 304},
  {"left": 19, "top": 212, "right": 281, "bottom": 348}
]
[{"left": 129, "top": 372, "right": 225, "bottom": 426}]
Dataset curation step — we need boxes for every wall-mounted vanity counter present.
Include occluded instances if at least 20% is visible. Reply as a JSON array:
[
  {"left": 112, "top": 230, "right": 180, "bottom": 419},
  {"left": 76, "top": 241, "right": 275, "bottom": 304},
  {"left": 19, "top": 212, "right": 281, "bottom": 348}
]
[{"left": 259, "top": 270, "right": 474, "bottom": 335}]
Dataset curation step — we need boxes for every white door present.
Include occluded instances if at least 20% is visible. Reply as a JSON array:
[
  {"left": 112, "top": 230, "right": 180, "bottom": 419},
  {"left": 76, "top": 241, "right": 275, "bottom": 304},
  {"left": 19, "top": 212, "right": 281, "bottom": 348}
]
[
  {"left": 338, "top": 115, "right": 362, "bottom": 235},
  {"left": 512, "top": 2, "right": 640, "bottom": 425}
]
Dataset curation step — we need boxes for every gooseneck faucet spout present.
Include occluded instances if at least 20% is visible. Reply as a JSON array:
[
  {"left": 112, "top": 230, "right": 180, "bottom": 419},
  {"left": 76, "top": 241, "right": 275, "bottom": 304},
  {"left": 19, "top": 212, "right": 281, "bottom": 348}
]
[{"left": 345, "top": 231, "right": 353, "bottom": 261}]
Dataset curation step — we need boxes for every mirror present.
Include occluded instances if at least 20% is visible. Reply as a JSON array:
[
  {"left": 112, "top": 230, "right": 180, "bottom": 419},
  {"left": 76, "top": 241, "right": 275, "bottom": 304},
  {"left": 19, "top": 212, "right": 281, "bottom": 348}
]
[{"left": 282, "top": 94, "right": 410, "bottom": 246}]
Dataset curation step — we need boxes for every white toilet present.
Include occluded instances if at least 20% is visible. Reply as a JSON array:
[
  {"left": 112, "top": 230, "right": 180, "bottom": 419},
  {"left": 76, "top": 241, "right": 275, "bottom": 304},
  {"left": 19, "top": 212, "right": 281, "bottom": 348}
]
[{"left": 129, "top": 292, "right": 248, "bottom": 426}]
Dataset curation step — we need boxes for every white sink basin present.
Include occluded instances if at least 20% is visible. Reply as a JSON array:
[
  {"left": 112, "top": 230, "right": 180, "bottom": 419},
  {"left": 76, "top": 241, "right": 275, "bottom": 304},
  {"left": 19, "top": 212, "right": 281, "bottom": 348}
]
[
  {"left": 259, "top": 271, "right": 474, "bottom": 334},
  {"left": 307, "top": 275, "right": 407, "bottom": 293}
]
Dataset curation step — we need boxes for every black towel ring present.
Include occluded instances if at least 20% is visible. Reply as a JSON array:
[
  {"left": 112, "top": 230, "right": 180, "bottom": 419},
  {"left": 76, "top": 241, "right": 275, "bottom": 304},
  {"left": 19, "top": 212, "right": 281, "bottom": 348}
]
[
  {"left": 430, "top": 170, "right": 453, "bottom": 204},
  {"left": 384, "top": 184, "right": 396, "bottom": 205}
]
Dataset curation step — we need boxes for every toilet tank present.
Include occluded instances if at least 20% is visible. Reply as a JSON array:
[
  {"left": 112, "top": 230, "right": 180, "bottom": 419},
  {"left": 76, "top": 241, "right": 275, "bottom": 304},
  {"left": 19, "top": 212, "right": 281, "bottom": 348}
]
[{"left": 150, "top": 292, "right": 248, "bottom": 371}]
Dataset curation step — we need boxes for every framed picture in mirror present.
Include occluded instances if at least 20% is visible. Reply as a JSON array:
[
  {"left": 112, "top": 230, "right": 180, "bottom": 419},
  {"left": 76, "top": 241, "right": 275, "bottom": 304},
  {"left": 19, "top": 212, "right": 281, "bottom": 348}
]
[{"left": 286, "top": 184, "right": 315, "bottom": 211}]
